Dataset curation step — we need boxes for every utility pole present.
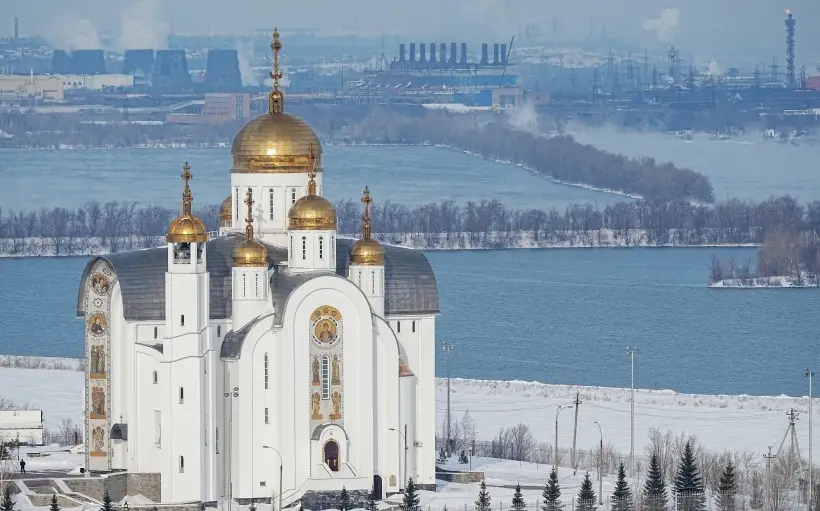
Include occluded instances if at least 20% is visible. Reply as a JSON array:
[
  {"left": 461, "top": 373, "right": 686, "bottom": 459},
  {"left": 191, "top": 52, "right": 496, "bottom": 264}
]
[
  {"left": 626, "top": 346, "right": 638, "bottom": 478},
  {"left": 571, "top": 392, "right": 582, "bottom": 473},
  {"left": 594, "top": 421, "right": 603, "bottom": 505},
  {"left": 807, "top": 368, "right": 814, "bottom": 510},
  {"left": 441, "top": 341, "right": 455, "bottom": 457},
  {"left": 554, "top": 405, "right": 573, "bottom": 468},
  {"left": 764, "top": 445, "right": 776, "bottom": 480}
]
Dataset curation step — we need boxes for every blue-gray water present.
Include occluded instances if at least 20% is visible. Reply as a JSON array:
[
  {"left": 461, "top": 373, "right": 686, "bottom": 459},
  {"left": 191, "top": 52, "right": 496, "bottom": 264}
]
[{"left": 0, "top": 247, "right": 816, "bottom": 397}]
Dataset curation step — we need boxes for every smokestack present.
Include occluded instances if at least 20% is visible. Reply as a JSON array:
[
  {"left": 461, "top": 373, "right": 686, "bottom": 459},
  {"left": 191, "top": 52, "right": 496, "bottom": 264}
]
[
  {"left": 449, "top": 42, "right": 457, "bottom": 64},
  {"left": 429, "top": 43, "right": 436, "bottom": 65},
  {"left": 13, "top": 17, "right": 18, "bottom": 41},
  {"left": 500, "top": 43, "right": 507, "bottom": 65},
  {"left": 205, "top": 49, "right": 242, "bottom": 91},
  {"left": 493, "top": 43, "right": 500, "bottom": 65},
  {"left": 399, "top": 43, "right": 406, "bottom": 62},
  {"left": 460, "top": 42, "right": 467, "bottom": 64},
  {"left": 481, "top": 43, "right": 489, "bottom": 65},
  {"left": 419, "top": 43, "right": 426, "bottom": 63},
  {"left": 409, "top": 43, "right": 416, "bottom": 63},
  {"left": 440, "top": 43, "right": 447, "bottom": 64}
]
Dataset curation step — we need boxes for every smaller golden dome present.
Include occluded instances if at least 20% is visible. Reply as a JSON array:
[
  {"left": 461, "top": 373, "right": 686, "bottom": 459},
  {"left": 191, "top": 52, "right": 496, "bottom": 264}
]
[
  {"left": 233, "top": 239, "right": 269, "bottom": 267},
  {"left": 288, "top": 169, "right": 337, "bottom": 231},
  {"left": 219, "top": 195, "right": 232, "bottom": 222},
  {"left": 167, "top": 162, "right": 208, "bottom": 243},
  {"left": 350, "top": 237, "right": 384, "bottom": 266}
]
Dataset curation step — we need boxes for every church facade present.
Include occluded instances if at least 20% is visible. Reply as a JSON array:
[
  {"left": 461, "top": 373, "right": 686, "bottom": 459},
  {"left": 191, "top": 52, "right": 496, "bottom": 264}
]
[{"left": 75, "top": 29, "right": 439, "bottom": 505}]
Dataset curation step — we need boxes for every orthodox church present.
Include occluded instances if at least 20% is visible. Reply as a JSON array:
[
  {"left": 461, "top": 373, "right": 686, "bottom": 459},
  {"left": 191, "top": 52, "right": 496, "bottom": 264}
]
[{"left": 76, "top": 29, "right": 439, "bottom": 505}]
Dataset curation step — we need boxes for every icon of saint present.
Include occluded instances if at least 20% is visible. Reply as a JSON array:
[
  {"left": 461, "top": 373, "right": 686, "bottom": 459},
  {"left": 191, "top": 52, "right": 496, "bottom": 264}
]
[
  {"left": 312, "top": 356, "right": 320, "bottom": 386},
  {"left": 317, "top": 321, "right": 335, "bottom": 342},
  {"left": 331, "top": 355, "right": 341, "bottom": 385},
  {"left": 90, "top": 316, "right": 105, "bottom": 336}
]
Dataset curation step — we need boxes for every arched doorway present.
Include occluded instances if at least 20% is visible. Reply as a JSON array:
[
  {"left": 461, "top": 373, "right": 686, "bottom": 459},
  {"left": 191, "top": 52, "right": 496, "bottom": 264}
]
[
  {"left": 373, "top": 475, "right": 383, "bottom": 499},
  {"left": 324, "top": 440, "right": 340, "bottom": 471}
]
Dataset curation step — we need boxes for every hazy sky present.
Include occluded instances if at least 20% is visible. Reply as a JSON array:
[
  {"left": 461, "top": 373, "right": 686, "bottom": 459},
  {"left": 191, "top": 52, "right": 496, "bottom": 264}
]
[{"left": 6, "top": 0, "right": 820, "bottom": 67}]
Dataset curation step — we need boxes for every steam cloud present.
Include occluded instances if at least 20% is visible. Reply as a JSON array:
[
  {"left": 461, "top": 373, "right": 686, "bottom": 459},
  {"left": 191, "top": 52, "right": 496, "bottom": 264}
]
[
  {"left": 235, "top": 38, "right": 255, "bottom": 86},
  {"left": 504, "top": 100, "right": 539, "bottom": 135},
  {"left": 47, "top": 11, "right": 102, "bottom": 50},
  {"left": 707, "top": 59, "right": 722, "bottom": 76},
  {"left": 642, "top": 8, "right": 680, "bottom": 42},
  {"left": 117, "top": 0, "right": 169, "bottom": 51}
]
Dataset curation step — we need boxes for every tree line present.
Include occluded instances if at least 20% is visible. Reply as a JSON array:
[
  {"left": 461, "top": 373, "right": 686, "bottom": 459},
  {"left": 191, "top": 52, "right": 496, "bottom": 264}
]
[
  {"left": 0, "top": 195, "right": 817, "bottom": 255},
  {"left": 710, "top": 229, "right": 820, "bottom": 282}
]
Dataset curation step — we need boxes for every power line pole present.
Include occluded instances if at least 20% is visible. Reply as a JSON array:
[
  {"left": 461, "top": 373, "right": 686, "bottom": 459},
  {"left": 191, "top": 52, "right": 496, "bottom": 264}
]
[
  {"left": 807, "top": 368, "right": 814, "bottom": 510},
  {"left": 571, "top": 392, "right": 582, "bottom": 473},
  {"left": 441, "top": 341, "right": 455, "bottom": 458},
  {"left": 764, "top": 445, "right": 776, "bottom": 484},
  {"left": 626, "top": 346, "right": 638, "bottom": 478}
]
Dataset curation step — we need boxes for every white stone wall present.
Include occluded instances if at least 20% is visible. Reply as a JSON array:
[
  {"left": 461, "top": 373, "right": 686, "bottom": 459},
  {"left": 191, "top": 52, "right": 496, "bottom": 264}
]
[
  {"left": 348, "top": 264, "right": 385, "bottom": 317},
  {"left": 288, "top": 230, "right": 337, "bottom": 273}
]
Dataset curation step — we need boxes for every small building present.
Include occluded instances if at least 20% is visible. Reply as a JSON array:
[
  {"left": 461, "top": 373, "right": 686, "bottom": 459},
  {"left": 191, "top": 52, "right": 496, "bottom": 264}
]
[
  {"left": 166, "top": 92, "right": 251, "bottom": 124},
  {"left": 58, "top": 74, "right": 134, "bottom": 91},
  {"left": 0, "top": 410, "right": 44, "bottom": 446},
  {"left": 0, "top": 75, "right": 63, "bottom": 100}
]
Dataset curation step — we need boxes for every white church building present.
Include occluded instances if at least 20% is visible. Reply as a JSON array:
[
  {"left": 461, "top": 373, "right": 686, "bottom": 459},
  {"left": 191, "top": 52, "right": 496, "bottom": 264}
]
[{"left": 75, "top": 29, "right": 439, "bottom": 505}]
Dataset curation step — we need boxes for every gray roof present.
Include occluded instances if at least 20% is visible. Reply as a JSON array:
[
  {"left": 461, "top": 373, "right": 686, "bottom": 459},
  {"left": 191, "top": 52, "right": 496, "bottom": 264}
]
[
  {"left": 220, "top": 313, "right": 273, "bottom": 359},
  {"left": 77, "top": 234, "right": 439, "bottom": 322}
]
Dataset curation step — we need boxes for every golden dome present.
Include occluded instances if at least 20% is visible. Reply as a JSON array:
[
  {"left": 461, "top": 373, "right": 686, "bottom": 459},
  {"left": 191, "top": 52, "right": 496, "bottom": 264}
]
[
  {"left": 288, "top": 171, "right": 337, "bottom": 231},
  {"left": 233, "top": 188, "right": 269, "bottom": 267},
  {"left": 350, "top": 237, "right": 384, "bottom": 266},
  {"left": 167, "top": 162, "right": 209, "bottom": 243},
  {"left": 219, "top": 195, "right": 232, "bottom": 222},
  {"left": 349, "top": 186, "right": 383, "bottom": 265},
  {"left": 231, "top": 28, "right": 323, "bottom": 174}
]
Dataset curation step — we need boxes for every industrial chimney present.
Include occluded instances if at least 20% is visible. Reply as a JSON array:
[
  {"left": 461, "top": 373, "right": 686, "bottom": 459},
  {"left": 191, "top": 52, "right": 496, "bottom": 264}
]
[
  {"left": 440, "top": 43, "right": 447, "bottom": 64},
  {"left": 493, "top": 43, "right": 500, "bottom": 65},
  {"left": 429, "top": 43, "right": 436, "bottom": 65},
  {"left": 480, "top": 43, "right": 489, "bottom": 65},
  {"left": 460, "top": 42, "right": 467, "bottom": 64},
  {"left": 419, "top": 43, "right": 426, "bottom": 64},
  {"left": 449, "top": 43, "right": 457, "bottom": 64},
  {"left": 13, "top": 17, "right": 19, "bottom": 41},
  {"left": 500, "top": 43, "right": 507, "bottom": 65},
  {"left": 399, "top": 43, "right": 406, "bottom": 62},
  {"left": 409, "top": 43, "right": 416, "bottom": 63}
]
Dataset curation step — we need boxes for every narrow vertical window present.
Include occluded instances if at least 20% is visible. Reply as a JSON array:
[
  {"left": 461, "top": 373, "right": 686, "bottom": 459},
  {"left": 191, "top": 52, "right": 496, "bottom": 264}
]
[
  {"left": 215, "top": 428, "right": 219, "bottom": 454},
  {"left": 153, "top": 326, "right": 158, "bottom": 339},
  {"left": 217, "top": 325, "right": 221, "bottom": 337},
  {"left": 269, "top": 188, "right": 274, "bottom": 220},
  {"left": 371, "top": 270, "right": 375, "bottom": 294},
  {"left": 243, "top": 274, "right": 247, "bottom": 297},
  {"left": 235, "top": 188, "right": 239, "bottom": 221},
  {"left": 412, "top": 320, "right": 416, "bottom": 333},
  {"left": 319, "top": 236, "right": 324, "bottom": 259},
  {"left": 357, "top": 271, "right": 361, "bottom": 287},
  {"left": 154, "top": 410, "right": 161, "bottom": 445},
  {"left": 255, "top": 274, "right": 259, "bottom": 296},
  {"left": 180, "top": 315, "right": 185, "bottom": 326},
  {"left": 321, "top": 356, "right": 330, "bottom": 400},
  {"left": 265, "top": 408, "right": 270, "bottom": 424},
  {"left": 179, "top": 387, "right": 184, "bottom": 403},
  {"left": 291, "top": 188, "right": 296, "bottom": 204},
  {"left": 264, "top": 353, "right": 269, "bottom": 390},
  {"left": 152, "top": 371, "right": 158, "bottom": 384},
  {"left": 331, "top": 236, "right": 335, "bottom": 260},
  {"left": 179, "top": 456, "right": 185, "bottom": 473},
  {"left": 302, "top": 237, "right": 307, "bottom": 260},
  {"left": 397, "top": 321, "right": 401, "bottom": 333},
  {"left": 289, "top": 235, "right": 293, "bottom": 259}
]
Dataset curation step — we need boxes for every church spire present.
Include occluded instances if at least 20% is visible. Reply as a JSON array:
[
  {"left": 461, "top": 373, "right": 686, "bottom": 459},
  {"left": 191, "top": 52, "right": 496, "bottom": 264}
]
[
  {"left": 181, "top": 161, "right": 193, "bottom": 215},
  {"left": 244, "top": 188, "right": 255, "bottom": 241},
  {"left": 306, "top": 144, "right": 318, "bottom": 195},
  {"left": 269, "top": 27, "right": 284, "bottom": 114},
  {"left": 361, "top": 186, "right": 372, "bottom": 239}
]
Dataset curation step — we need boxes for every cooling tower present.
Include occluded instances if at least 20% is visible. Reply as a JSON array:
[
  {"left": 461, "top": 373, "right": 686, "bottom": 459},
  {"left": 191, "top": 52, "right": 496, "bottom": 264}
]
[
  {"left": 493, "top": 43, "right": 500, "bottom": 65},
  {"left": 409, "top": 43, "right": 416, "bottom": 63},
  {"left": 480, "top": 43, "right": 489, "bottom": 65},
  {"left": 123, "top": 49, "right": 155, "bottom": 77},
  {"left": 428, "top": 43, "right": 436, "bottom": 65},
  {"left": 419, "top": 43, "right": 426, "bottom": 64},
  {"left": 460, "top": 43, "right": 467, "bottom": 64},
  {"left": 500, "top": 43, "right": 507, "bottom": 65},
  {"left": 51, "top": 50, "right": 72, "bottom": 74},
  {"left": 440, "top": 43, "right": 447, "bottom": 64},
  {"left": 399, "top": 43, "right": 407, "bottom": 62},
  {"left": 205, "top": 49, "right": 242, "bottom": 91},
  {"left": 449, "top": 43, "right": 457, "bottom": 64},
  {"left": 72, "top": 50, "right": 106, "bottom": 74},
  {"left": 152, "top": 49, "right": 191, "bottom": 93}
]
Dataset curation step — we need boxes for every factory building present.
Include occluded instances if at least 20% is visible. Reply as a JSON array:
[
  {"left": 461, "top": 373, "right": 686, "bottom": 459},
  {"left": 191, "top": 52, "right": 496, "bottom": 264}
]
[
  {"left": 60, "top": 74, "right": 134, "bottom": 91},
  {"left": 0, "top": 75, "right": 63, "bottom": 100},
  {"left": 166, "top": 93, "right": 250, "bottom": 124}
]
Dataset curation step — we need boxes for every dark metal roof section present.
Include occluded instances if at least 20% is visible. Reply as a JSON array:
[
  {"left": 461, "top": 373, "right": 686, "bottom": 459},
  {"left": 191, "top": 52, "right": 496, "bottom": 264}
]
[
  {"left": 311, "top": 423, "right": 348, "bottom": 441},
  {"left": 220, "top": 313, "right": 274, "bottom": 359},
  {"left": 110, "top": 423, "right": 128, "bottom": 441},
  {"left": 77, "top": 235, "right": 439, "bottom": 322}
]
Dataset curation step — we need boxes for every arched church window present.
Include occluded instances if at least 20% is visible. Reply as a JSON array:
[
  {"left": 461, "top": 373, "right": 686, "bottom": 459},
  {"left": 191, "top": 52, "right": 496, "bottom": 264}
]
[
  {"left": 152, "top": 371, "right": 158, "bottom": 384},
  {"left": 319, "top": 237, "right": 324, "bottom": 259},
  {"left": 264, "top": 353, "right": 269, "bottom": 389},
  {"left": 153, "top": 327, "right": 158, "bottom": 339},
  {"left": 235, "top": 188, "right": 240, "bottom": 221},
  {"left": 357, "top": 271, "right": 361, "bottom": 287},
  {"left": 243, "top": 274, "right": 247, "bottom": 297},
  {"left": 371, "top": 271, "right": 375, "bottom": 294},
  {"left": 412, "top": 321, "right": 416, "bottom": 333},
  {"left": 264, "top": 407, "right": 269, "bottom": 424},
  {"left": 179, "top": 387, "right": 184, "bottom": 404},
  {"left": 321, "top": 355, "right": 330, "bottom": 400},
  {"left": 269, "top": 188, "right": 274, "bottom": 220},
  {"left": 331, "top": 236, "right": 335, "bottom": 260},
  {"left": 255, "top": 274, "right": 259, "bottom": 296},
  {"left": 181, "top": 315, "right": 185, "bottom": 327},
  {"left": 217, "top": 325, "right": 221, "bottom": 337},
  {"left": 289, "top": 236, "right": 293, "bottom": 260},
  {"left": 291, "top": 188, "right": 296, "bottom": 204},
  {"left": 396, "top": 321, "right": 401, "bottom": 333},
  {"left": 179, "top": 456, "right": 184, "bottom": 473},
  {"left": 302, "top": 237, "right": 307, "bottom": 260}
]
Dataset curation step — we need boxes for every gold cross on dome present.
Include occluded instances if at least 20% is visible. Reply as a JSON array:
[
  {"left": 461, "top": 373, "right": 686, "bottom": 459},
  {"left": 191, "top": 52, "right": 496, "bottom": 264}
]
[
  {"left": 244, "top": 188, "right": 255, "bottom": 240},
  {"left": 361, "top": 186, "right": 372, "bottom": 239},
  {"left": 181, "top": 161, "right": 193, "bottom": 214}
]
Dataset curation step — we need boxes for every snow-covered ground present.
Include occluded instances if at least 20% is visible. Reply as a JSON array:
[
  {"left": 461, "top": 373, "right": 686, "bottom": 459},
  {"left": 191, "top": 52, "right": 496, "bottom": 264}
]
[{"left": 710, "top": 275, "right": 820, "bottom": 288}]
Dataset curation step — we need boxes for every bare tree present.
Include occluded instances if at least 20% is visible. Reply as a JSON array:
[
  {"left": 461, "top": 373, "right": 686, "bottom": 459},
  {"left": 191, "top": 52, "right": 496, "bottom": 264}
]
[{"left": 507, "top": 423, "right": 535, "bottom": 462}]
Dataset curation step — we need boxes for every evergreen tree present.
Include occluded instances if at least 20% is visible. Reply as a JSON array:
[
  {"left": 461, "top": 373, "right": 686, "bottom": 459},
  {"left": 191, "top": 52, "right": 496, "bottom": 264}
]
[
  {"left": 642, "top": 452, "right": 668, "bottom": 511},
  {"left": 512, "top": 483, "right": 526, "bottom": 511},
  {"left": 459, "top": 450, "right": 469, "bottom": 464},
  {"left": 674, "top": 442, "right": 705, "bottom": 511},
  {"left": 475, "top": 479, "right": 491, "bottom": 511},
  {"left": 541, "top": 467, "right": 562, "bottom": 511},
  {"left": 99, "top": 491, "right": 113, "bottom": 511},
  {"left": 401, "top": 478, "right": 420, "bottom": 511},
  {"left": 0, "top": 487, "right": 14, "bottom": 511},
  {"left": 365, "top": 486, "right": 378, "bottom": 511},
  {"left": 575, "top": 474, "right": 596, "bottom": 511},
  {"left": 339, "top": 486, "right": 351, "bottom": 511},
  {"left": 610, "top": 463, "right": 634, "bottom": 511},
  {"left": 0, "top": 443, "right": 9, "bottom": 460},
  {"left": 49, "top": 494, "right": 60, "bottom": 511},
  {"left": 715, "top": 460, "right": 737, "bottom": 511}
]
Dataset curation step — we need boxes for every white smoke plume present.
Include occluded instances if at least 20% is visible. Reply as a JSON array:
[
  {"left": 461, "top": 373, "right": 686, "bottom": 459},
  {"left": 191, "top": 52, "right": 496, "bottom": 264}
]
[
  {"left": 47, "top": 11, "right": 102, "bottom": 50},
  {"left": 707, "top": 59, "right": 722, "bottom": 76},
  {"left": 118, "top": 0, "right": 169, "bottom": 51},
  {"left": 642, "top": 8, "right": 680, "bottom": 42},
  {"left": 235, "top": 38, "right": 255, "bottom": 86},
  {"left": 504, "top": 100, "right": 539, "bottom": 135}
]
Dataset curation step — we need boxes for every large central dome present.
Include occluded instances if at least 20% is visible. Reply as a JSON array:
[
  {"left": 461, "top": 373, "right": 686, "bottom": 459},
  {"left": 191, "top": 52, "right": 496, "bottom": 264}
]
[{"left": 230, "top": 28, "right": 322, "bottom": 174}]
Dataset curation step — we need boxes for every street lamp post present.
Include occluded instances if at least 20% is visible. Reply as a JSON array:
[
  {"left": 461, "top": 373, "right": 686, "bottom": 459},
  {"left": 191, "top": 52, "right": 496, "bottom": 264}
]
[
  {"left": 262, "top": 445, "right": 283, "bottom": 511},
  {"left": 390, "top": 426, "right": 408, "bottom": 492},
  {"left": 594, "top": 421, "right": 603, "bottom": 505},
  {"left": 554, "top": 405, "right": 573, "bottom": 468},
  {"left": 441, "top": 341, "right": 455, "bottom": 457},
  {"left": 807, "top": 369, "right": 814, "bottom": 510},
  {"left": 626, "top": 346, "right": 638, "bottom": 478}
]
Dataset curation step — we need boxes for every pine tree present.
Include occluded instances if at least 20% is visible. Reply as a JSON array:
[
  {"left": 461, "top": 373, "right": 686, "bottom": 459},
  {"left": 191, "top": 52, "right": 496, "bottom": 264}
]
[
  {"left": 715, "top": 460, "right": 737, "bottom": 511},
  {"left": 49, "top": 494, "right": 60, "bottom": 511},
  {"left": 576, "top": 474, "right": 596, "bottom": 511},
  {"left": 475, "top": 479, "right": 491, "bottom": 511},
  {"left": 512, "top": 483, "right": 526, "bottom": 511},
  {"left": 642, "top": 452, "right": 668, "bottom": 511},
  {"left": 365, "top": 486, "right": 378, "bottom": 511},
  {"left": 339, "top": 486, "right": 351, "bottom": 511},
  {"left": 674, "top": 442, "right": 705, "bottom": 511},
  {"left": 99, "top": 491, "right": 113, "bottom": 511},
  {"left": 541, "top": 467, "right": 562, "bottom": 511},
  {"left": 459, "top": 450, "right": 469, "bottom": 464},
  {"left": 610, "top": 463, "right": 634, "bottom": 511},
  {"left": 401, "top": 478, "right": 420, "bottom": 511},
  {"left": 0, "top": 487, "right": 14, "bottom": 511}
]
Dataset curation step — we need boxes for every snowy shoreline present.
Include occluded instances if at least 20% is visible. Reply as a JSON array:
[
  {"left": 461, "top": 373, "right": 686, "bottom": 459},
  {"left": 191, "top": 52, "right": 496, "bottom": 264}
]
[
  {"left": 709, "top": 275, "right": 819, "bottom": 289},
  {"left": 0, "top": 231, "right": 759, "bottom": 258}
]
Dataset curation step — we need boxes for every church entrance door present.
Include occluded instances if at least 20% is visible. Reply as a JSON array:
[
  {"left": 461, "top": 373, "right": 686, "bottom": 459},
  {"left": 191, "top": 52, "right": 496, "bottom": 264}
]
[
  {"left": 373, "top": 475, "right": 383, "bottom": 499},
  {"left": 324, "top": 440, "right": 340, "bottom": 472}
]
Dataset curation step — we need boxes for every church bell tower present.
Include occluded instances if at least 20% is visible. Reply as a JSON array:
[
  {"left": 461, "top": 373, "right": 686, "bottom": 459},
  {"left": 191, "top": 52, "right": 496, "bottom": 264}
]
[
  {"left": 348, "top": 186, "right": 385, "bottom": 316},
  {"left": 231, "top": 188, "right": 271, "bottom": 330}
]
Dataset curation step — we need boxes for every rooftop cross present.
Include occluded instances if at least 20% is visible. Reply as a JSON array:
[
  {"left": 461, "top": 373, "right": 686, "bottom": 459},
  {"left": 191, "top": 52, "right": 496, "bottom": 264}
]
[
  {"left": 244, "top": 188, "right": 255, "bottom": 241},
  {"left": 269, "top": 27, "right": 284, "bottom": 114},
  {"left": 361, "top": 186, "right": 372, "bottom": 239},
  {"left": 181, "top": 161, "right": 192, "bottom": 215}
]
